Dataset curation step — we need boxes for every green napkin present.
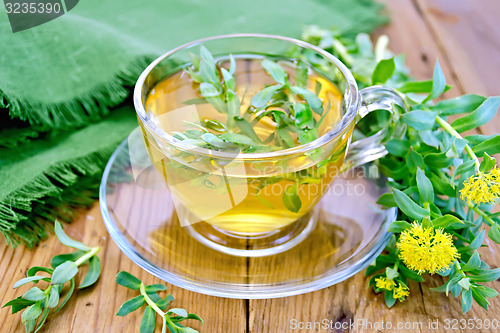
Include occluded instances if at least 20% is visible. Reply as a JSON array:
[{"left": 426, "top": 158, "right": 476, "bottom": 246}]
[{"left": 0, "top": 0, "right": 387, "bottom": 247}]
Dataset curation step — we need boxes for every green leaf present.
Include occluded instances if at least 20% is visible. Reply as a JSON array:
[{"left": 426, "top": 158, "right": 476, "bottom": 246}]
[
  {"left": 21, "top": 302, "right": 42, "bottom": 323},
  {"left": 3, "top": 297, "right": 36, "bottom": 314},
  {"left": 385, "top": 267, "right": 399, "bottom": 280},
  {"left": 432, "top": 215, "right": 465, "bottom": 229},
  {"left": 388, "top": 221, "right": 412, "bottom": 233},
  {"left": 431, "top": 94, "right": 486, "bottom": 116},
  {"left": 116, "top": 296, "right": 145, "bottom": 317},
  {"left": 451, "top": 97, "right": 500, "bottom": 133},
  {"left": 219, "top": 133, "right": 256, "bottom": 146},
  {"left": 418, "top": 130, "right": 440, "bottom": 148},
  {"left": 473, "top": 285, "right": 498, "bottom": 298},
  {"left": 384, "top": 139, "right": 410, "bottom": 157},
  {"left": 376, "top": 193, "right": 397, "bottom": 207},
  {"left": 398, "top": 80, "right": 451, "bottom": 94},
  {"left": 200, "top": 133, "right": 236, "bottom": 149},
  {"left": 234, "top": 117, "right": 261, "bottom": 143},
  {"left": 79, "top": 255, "right": 101, "bottom": 289},
  {"left": 13, "top": 276, "right": 49, "bottom": 288},
  {"left": 116, "top": 271, "right": 142, "bottom": 291},
  {"left": 140, "top": 306, "right": 156, "bottom": 333},
  {"left": 146, "top": 292, "right": 161, "bottom": 303},
  {"left": 229, "top": 54, "right": 236, "bottom": 74},
  {"left": 471, "top": 287, "right": 490, "bottom": 311},
  {"left": 407, "top": 150, "right": 425, "bottom": 172},
  {"left": 392, "top": 189, "right": 430, "bottom": 221},
  {"left": 402, "top": 110, "right": 437, "bottom": 130},
  {"left": 156, "top": 295, "right": 174, "bottom": 311},
  {"left": 469, "top": 229, "right": 485, "bottom": 250},
  {"left": 53, "top": 278, "right": 75, "bottom": 313},
  {"left": 424, "top": 153, "right": 453, "bottom": 169},
  {"left": 199, "top": 82, "right": 220, "bottom": 97},
  {"left": 51, "top": 261, "right": 78, "bottom": 285},
  {"left": 47, "top": 287, "right": 59, "bottom": 308},
  {"left": 220, "top": 68, "right": 235, "bottom": 91},
  {"left": 199, "top": 59, "right": 219, "bottom": 86},
  {"left": 22, "top": 287, "right": 46, "bottom": 301},
  {"left": 262, "top": 59, "right": 287, "bottom": 85},
  {"left": 25, "top": 320, "right": 36, "bottom": 333},
  {"left": 461, "top": 289, "right": 473, "bottom": 314},
  {"left": 462, "top": 251, "right": 481, "bottom": 271},
  {"left": 295, "top": 60, "right": 308, "bottom": 88},
  {"left": 416, "top": 169, "right": 434, "bottom": 204},
  {"left": 251, "top": 85, "right": 281, "bottom": 108},
  {"left": 168, "top": 308, "right": 188, "bottom": 317},
  {"left": 51, "top": 250, "right": 89, "bottom": 269},
  {"left": 424, "top": 60, "right": 446, "bottom": 102},
  {"left": 27, "top": 266, "right": 54, "bottom": 276},
  {"left": 145, "top": 284, "right": 168, "bottom": 292},
  {"left": 384, "top": 290, "right": 396, "bottom": 308},
  {"left": 479, "top": 152, "right": 496, "bottom": 173},
  {"left": 199, "top": 45, "right": 214, "bottom": 65},
  {"left": 399, "top": 265, "right": 425, "bottom": 282},
  {"left": 34, "top": 307, "right": 49, "bottom": 333},
  {"left": 290, "top": 86, "right": 323, "bottom": 113},
  {"left": 488, "top": 223, "right": 500, "bottom": 244},
  {"left": 372, "top": 58, "right": 395, "bottom": 84},
  {"left": 469, "top": 268, "right": 500, "bottom": 282},
  {"left": 282, "top": 183, "right": 301, "bottom": 213},
  {"left": 298, "top": 128, "right": 318, "bottom": 145},
  {"left": 293, "top": 103, "right": 314, "bottom": 129},
  {"left": 54, "top": 221, "right": 90, "bottom": 251},
  {"left": 186, "top": 313, "right": 204, "bottom": 323},
  {"left": 452, "top": 160, "right": 476, "bottom": 180},
  {"left": 472, "top": 134, "right": 500, "bottom": 155}
]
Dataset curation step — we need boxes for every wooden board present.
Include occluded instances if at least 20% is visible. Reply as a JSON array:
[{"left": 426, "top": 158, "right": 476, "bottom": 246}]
[{"left": 1, "top": 0, "right": 500, "bottom": 332}]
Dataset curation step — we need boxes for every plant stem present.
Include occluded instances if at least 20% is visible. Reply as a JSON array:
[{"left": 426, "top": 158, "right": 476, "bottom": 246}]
[
  {"left": 140, "top": 282, "right": 179, "bottom": 332},
  {"left": 469, "top": 204, "right": 494, "bottom": 227},
  {"left": 393, "top": 261, "right": 400, "bottom": 272},
  {"left": 140, "top": 282, "right": 165, "bottom": 316},
  {"left": 435, "top": 115, "right": 480, "bottom": 169},
  {"left": 449, "top": 230, "right": 471, "bottom": 244},
  {"left": 74, "top": 247, "right": 100, "bottom": 267},
  {"left": 454, "top": 260, "right": 467, "bottom": 278},
  {"left": 332, "top": 38, "right": 354, "bottom": 66}
]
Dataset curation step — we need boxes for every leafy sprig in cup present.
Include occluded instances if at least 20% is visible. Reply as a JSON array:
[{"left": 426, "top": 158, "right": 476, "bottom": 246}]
[{"left": 134, "top": 34, "right": 406, "bottom": 256}]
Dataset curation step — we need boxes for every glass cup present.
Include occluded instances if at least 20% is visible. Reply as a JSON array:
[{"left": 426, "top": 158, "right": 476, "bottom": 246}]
[{"left": 133, "top": 34, "right": 406, "bottom": 257}]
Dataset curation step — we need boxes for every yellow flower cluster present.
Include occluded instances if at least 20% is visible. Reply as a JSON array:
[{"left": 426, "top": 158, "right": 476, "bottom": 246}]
[
  {"left": 393, "top": 284, "right": 410, "bottom": 300},
  {"left": 460, "top": 168, "right": 500, "bottom": 205},
  {"left": 374, "top": 277, "right": 409, "bottom": 301},
  {"left": 375, "top": 277, "right": 396, "bottom": 290},
  {"left": 397, "top": 223, "right": 459, "bottom": 275}
]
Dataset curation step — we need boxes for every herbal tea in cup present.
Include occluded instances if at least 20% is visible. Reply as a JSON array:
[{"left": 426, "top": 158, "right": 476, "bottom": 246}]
[{"left": 134, "top": 34, "right": 404, "bottom": 256}]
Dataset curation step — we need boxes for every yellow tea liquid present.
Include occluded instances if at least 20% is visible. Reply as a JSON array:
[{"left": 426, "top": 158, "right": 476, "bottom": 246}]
[{"left": 143, "top": 57, "right": 349, "bottom": 234}]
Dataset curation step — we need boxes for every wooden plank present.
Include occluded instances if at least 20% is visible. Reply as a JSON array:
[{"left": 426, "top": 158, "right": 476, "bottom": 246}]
[
  {"left": 0, "top": 203, "right": 247, "bottom": 333},
  {"left": 413, "top": 0, "right": 500, "bottom": 135}
]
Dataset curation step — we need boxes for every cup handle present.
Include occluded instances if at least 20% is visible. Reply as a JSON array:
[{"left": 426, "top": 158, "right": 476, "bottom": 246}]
[{"left": 343, "top": 85, "right": 407, "bottom": 171}]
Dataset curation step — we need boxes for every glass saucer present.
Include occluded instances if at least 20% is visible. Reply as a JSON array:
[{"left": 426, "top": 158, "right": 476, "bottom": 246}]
[{"left": 99, "top": 137, "right": 396, "bottom": 299}]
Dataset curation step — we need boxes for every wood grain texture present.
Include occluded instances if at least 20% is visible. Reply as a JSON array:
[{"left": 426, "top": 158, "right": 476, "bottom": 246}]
[{"left": 1, "top": 0, "right": 500, "bottom": 332}]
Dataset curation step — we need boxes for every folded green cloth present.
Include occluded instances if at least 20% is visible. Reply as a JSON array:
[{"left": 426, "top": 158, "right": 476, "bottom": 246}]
[{"left": 0, "top": 0, "right": 387, "bottom": 247}]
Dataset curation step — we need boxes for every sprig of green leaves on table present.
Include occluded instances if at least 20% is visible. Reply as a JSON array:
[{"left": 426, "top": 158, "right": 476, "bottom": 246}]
[
  {"left": 116, "top": 271, "right": 203, "bottom": 333},
  {"left": 2, "top": 221, "right": 101, "bottom": 332},
  {"left": 302, "top": 25, "right": 500, "bottom": 313}
]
